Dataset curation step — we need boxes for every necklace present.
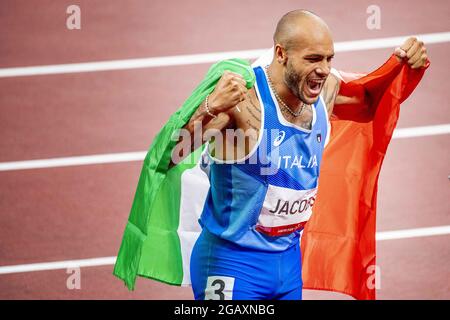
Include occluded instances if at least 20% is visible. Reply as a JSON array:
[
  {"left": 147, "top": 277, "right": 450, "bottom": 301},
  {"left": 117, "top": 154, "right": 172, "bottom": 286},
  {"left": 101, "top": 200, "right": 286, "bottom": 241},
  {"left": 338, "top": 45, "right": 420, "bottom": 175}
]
[{"left": 265, "top": 66, "right": 308, "bottom": 118}]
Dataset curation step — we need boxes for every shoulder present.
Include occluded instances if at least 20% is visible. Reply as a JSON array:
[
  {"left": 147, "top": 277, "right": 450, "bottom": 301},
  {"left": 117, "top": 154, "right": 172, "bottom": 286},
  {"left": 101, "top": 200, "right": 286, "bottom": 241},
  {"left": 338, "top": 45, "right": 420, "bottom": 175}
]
[
  {"left": 321, "top": 73, "right": 341, "bottom": 114},
  {"left": 322, "top": 73, "right": 340, "bottom": 96}
]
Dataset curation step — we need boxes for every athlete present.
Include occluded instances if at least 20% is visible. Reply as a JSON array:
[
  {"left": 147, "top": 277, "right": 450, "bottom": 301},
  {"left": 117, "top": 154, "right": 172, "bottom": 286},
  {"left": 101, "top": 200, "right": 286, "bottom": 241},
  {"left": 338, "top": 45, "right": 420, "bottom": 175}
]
[{"left": 174, "top": 10, "right": 428, "bottom": 300}]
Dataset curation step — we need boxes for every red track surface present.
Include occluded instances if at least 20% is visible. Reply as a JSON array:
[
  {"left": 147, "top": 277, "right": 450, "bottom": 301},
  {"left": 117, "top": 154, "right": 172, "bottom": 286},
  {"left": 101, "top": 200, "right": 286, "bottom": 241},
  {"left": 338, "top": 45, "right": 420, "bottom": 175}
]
[{"left": 0, "top": 0, "right": 449, "bottom": 299}]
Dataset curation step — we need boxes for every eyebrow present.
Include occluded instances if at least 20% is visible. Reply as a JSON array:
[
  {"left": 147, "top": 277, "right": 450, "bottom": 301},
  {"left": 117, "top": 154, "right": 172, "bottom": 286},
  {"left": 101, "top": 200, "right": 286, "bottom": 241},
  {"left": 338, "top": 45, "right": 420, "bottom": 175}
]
[{"left": 304, "top": 54, "right": 335, "bottom": 59}]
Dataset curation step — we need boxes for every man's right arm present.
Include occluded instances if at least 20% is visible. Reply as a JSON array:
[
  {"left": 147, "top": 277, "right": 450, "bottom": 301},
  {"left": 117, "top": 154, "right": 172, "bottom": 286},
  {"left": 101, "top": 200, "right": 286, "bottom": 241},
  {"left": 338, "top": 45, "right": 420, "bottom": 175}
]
[{"left": 170, "top": 71, "right": 248, "bottom": 166}]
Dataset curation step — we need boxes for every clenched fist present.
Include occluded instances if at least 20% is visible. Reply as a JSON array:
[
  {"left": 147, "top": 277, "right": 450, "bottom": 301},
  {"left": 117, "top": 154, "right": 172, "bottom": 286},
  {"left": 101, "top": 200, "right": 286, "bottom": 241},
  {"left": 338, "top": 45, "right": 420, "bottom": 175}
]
[
  {"left": 394, "top": 37, "right": 428, "bottom": 69},
  {"left": 208, "top": 71, "right": 248, "bottom": 114}
]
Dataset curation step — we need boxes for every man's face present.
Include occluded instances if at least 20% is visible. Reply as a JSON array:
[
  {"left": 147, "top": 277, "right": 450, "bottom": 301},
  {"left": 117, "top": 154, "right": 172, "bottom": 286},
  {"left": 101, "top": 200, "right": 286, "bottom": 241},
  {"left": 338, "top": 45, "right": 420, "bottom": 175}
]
[{"left": 283, "top": 35, "right": 334, "bottom": 105}]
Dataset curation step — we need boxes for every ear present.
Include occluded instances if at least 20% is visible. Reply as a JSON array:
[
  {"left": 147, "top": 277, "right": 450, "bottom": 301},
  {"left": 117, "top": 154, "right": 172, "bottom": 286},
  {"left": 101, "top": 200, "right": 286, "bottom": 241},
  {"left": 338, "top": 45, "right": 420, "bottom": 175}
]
[{"left": 274, "top": 44, "right": 288, "bottom": 65}]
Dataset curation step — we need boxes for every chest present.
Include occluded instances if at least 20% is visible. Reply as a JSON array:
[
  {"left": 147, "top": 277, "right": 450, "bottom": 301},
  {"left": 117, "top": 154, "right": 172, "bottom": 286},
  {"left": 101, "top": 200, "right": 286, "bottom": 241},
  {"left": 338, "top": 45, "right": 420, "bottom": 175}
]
[{"left": 237, "top": 90, "right": 315, "bottom": 133}]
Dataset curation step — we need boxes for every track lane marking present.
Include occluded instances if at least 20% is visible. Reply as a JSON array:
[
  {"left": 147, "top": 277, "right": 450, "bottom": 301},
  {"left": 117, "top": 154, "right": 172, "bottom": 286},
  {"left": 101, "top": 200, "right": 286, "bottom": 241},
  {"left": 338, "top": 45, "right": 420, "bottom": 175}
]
[
  {"left": 0, "top": 124, "right": 448, "bottom": 172},
  {"left": 0, "top": 257, "right": 117, "bottom": 275},
  {"left": 0, "top": 32, "right": 449, "bottom": 77},
  {"left": 376, "top": 225, "right": 450, "bottom": 241},
  {"left": 0, "top": 151, "right": 147, "bottom": 171},
  {"left": 0, "top": 225, "right": 449, "bottom": 275},
  {"left": 392, "top": 124, "right": 450, "bottom": 139}
]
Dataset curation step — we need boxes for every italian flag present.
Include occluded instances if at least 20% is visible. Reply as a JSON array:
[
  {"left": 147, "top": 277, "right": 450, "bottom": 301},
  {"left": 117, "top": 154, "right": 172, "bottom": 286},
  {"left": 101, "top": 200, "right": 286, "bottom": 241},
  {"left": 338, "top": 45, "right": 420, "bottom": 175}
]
[
  {"left": 113, "top": 54, "right": 428, "bottom": 299},
  {"left": 113, "top": 59, "right": 255, "bottom": 288}
]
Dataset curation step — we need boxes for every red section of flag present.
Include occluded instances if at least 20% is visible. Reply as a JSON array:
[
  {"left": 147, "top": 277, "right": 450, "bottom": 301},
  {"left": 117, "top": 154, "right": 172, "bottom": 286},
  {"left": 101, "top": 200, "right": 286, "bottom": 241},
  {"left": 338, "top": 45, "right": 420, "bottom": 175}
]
[{"left": 301, "top": 55, "right": 429, "bottom": 300}]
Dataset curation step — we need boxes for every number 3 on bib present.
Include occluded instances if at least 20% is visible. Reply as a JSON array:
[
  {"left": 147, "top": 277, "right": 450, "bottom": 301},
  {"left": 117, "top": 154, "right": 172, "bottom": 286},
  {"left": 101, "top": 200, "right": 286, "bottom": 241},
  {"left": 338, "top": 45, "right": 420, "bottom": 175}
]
[{"left": 204, "top": 276, "right": 235, "bottom": 300}]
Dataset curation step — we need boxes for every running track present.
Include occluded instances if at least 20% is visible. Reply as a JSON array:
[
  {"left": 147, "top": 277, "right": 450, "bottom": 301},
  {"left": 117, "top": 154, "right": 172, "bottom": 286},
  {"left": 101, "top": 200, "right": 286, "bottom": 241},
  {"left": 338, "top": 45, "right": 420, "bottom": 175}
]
[{"left": 0, "top": 0, "right": 449, "bottom": 299}]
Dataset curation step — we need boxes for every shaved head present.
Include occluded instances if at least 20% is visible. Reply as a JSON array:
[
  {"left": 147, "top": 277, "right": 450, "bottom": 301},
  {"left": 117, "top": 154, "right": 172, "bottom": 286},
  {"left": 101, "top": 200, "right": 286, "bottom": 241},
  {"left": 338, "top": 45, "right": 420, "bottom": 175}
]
[
  {"left": 268, "top": 9, "right": 335, "bottom": 105},
  {"left": 273, "top": 10, "right": 331, "bottom": 50}
]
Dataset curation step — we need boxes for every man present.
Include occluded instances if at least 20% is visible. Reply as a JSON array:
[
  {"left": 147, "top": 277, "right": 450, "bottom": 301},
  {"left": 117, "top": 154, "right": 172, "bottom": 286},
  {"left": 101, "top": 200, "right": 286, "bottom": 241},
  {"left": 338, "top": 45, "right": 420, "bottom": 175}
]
[{"left": 172, "top": 10, "right": 428, "bottom": 300}]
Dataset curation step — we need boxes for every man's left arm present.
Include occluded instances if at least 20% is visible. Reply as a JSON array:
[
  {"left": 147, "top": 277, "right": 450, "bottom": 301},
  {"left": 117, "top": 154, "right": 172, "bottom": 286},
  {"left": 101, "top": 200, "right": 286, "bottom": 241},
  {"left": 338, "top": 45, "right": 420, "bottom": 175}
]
[
  {"left": 322, "top": 37, "right": 429, "bottom": 118},
  {"left": 321, "top": 72, "right": 340, "bottom": 117}
]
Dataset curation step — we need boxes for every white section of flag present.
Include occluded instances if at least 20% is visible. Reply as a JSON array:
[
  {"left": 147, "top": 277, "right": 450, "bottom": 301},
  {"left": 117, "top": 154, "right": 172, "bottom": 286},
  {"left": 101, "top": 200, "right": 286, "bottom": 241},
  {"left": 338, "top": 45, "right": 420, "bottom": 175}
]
[{"left": 177, "top": 160, "right": 209, "bottom": 285}]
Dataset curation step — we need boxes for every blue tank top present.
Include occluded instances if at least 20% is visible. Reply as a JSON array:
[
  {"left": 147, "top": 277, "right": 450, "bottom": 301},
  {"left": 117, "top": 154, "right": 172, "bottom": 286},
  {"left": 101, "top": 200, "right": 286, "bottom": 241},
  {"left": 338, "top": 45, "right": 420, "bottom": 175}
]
[{"left": 199, "top": 66, "right": 329, "bottom": 251}]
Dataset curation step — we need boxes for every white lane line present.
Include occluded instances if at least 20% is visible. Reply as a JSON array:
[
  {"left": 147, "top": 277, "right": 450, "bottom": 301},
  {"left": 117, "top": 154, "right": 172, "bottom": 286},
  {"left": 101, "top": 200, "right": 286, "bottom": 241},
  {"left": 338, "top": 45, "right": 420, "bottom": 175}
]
[
  {"left": 0, "top": 124, "right": 448, "bottom": 172},
  {"left": 334, "top": 31, "right": 450, "bottom": 52},
  {"left": 376, "top": 225, "right": 450, "bottom": 241},
  {"left": 392, "top": 124, "right": 450, "bottom": 139},
  {"left": 0, "top": 225, "right": 448, "bottom": 275},
  {"left": 0, "top": 257, "right": 116, "bottom": 275},
  {"left": 0, "top": 151, "right": 147, "bottom": 171},
  {"left": 0, "top": 32, "right": 449, "bottom": 78}
]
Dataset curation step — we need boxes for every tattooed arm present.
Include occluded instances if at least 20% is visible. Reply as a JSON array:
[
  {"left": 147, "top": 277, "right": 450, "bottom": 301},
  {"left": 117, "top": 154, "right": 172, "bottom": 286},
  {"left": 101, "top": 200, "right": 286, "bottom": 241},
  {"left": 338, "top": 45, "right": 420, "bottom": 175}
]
[
  {"left": 321, "top": 73, "right": 341, "bottom": 118},
  {"left": 170, "top": 100, "right": 235, "bottom": 167},
  {"left": 170, "top": 71, "right": 247, "bottom": 166}
]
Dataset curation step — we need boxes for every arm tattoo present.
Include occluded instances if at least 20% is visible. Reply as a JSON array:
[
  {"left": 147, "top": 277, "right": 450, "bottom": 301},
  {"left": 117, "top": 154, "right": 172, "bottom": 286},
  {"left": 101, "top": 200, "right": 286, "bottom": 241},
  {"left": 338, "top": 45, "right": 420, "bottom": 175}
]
[
  {"left": 246, "top": 119, "right": 259, "bottom": 131},
  {"left": 247, "top": 93, "right": 261, "bottom": 114},
  {"left": 323, "top": 74, "right": 340, "bottom": 115},
  {"left": 246, "top": 104, "right": 261, "bottom": 122}
]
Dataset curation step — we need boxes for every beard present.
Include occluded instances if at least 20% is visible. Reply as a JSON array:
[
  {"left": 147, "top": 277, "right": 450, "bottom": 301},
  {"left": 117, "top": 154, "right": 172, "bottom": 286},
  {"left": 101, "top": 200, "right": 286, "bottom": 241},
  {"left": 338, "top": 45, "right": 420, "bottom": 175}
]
[
  {"left": 284, "top": 60, "right": 317, "bottom": 104},
  {"left": 283, "top": 60, "right": 307, "bottom": 104}
]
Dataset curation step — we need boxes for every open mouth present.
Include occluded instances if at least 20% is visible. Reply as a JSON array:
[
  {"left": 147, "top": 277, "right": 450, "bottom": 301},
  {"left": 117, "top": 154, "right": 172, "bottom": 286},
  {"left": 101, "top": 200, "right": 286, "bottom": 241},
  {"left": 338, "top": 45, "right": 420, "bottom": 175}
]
[{"left": 305, "top": 78, "right": 324, "bottom": 97}]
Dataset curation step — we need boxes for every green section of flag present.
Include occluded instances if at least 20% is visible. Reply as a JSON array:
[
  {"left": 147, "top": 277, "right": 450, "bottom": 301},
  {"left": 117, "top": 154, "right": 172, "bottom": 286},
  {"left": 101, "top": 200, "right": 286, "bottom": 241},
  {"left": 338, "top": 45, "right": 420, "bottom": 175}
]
[{"left": 113, "top": 58, "right": 256, "bottom": 290}]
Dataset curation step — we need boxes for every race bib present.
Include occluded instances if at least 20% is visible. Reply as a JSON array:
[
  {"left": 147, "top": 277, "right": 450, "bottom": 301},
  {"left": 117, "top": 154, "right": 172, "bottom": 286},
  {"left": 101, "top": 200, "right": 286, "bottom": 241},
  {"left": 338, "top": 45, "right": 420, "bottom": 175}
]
[{"left": 255, "top": 184, "right": 316, "bottom": 236}]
